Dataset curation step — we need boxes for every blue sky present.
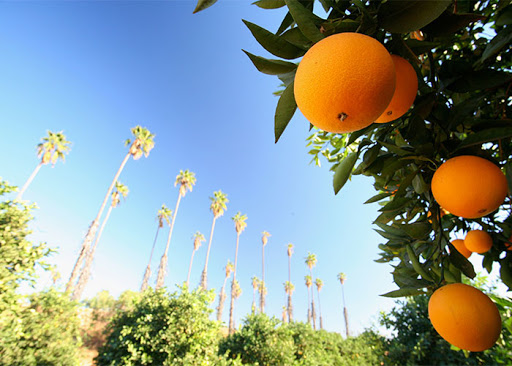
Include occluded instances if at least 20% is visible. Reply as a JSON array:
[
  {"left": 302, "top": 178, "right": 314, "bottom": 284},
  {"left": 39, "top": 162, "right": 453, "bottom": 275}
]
[{"left": 1, "top": 0, "right": 501, "bottom": 335}]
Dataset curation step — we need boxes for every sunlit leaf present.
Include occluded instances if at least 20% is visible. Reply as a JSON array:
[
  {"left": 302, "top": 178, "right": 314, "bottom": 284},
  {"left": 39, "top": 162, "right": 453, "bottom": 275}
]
[
  {"left": 192, "top": 0, "right": 217, "bottom": 13},
  {"left": 333, "top": 152, "right": 358, "bottom": 195},
  {"left": 285, "top": 0, "right": 325, "bottom": 43},
  {"left": 364, "top": 192, "right": 392, "bottom": 204},
  {"left": 380, "top": 287, "right": 426, "bottom": 298},
  {"left": 243, "top": 50, "right": 298, "bottom": 75},
  {"left": 275, "top": 81, "right": 297, "bottom": 143},
  {"left": 253, "top": 0, "right": 286, "bottom": 9},
  {"left": 458, "top": 127, "right": 512, "bottom": 148}
]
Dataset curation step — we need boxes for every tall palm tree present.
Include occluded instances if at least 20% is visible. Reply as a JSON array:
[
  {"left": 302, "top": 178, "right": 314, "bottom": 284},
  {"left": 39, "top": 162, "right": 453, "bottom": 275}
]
[
  {"left": 251, "top": 276, "right": 259, "bottom": 314},
  {"left": 73, "top": 182, "right": 129, "bottom": 300},
  {"left": 228, "top": 211, "right": 247, "bottom": 334},
  {"left": 305, "top": 275, "right": 312, "bottom": 325},
  {"left": 156, "top": 170, "right": 196, "bottom": 289},
  {"left": 217, "top": 260, "right": 234, "bottom": 322},
  {"left": 141, "top": 204, "right": 172, "bottom": 292},
  {"left": 187, "top": 231, "right": 205, "bottom": 286},
  {"left": 232, "top": 280, "right": 242, "bottom": 331},
  {"left": 258, "top": 281, "right": 267, "bottom": 313},
  {"left": 17, "top": 130, "right": 71, "bottom": 200},
  {"left": 260, "top": 231, "right": 270, "bottom": 313},
  {"left": 315, "top": 278, "right": 324, "bottom": 330},
  {"left": 287, "top": 243, "right": 294, "bottom": 322},
  {"left": 282, "top": 306, "right": 288, "bottom": 323},
  {"left": 338, "top": 272, "right": 350, "bottom": 337},
  {"left": 66, "top": 126, "right": 154, "bottom": 294},
  {"left": 200, "top": 190, "right": 229, "bottom": 290},
  {"left": 284, "top": 281, "right": 295, "bottom": 323},
  {"left": 305, "top": 252, "right": 317, "bottom": 329}
]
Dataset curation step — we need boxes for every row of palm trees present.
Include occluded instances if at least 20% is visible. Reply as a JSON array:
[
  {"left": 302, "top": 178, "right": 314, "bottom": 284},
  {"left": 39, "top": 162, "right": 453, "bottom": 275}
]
[{"left": 16, "top": 127, "right": 350, "bottom": 336}]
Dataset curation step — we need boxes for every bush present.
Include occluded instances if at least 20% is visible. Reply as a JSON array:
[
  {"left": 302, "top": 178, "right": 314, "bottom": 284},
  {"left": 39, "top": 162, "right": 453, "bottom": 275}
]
[{"left": 96, "top": 288, "right": 229, "bottom": 366}]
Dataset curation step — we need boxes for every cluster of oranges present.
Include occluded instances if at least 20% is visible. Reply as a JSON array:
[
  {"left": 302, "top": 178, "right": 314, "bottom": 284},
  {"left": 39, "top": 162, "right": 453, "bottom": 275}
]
[{"left": 294, "top": 33, "right": 507, "bottom": 352}]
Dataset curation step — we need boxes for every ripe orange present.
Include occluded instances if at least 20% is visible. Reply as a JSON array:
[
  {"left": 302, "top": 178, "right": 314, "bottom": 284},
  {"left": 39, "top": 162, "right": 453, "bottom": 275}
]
[
  {"left": 294, "top": 32, "right": 396, "bottom": 133},
  {"left": 506, "top": 235, "right": 512, "bottom": 251},
  {"left": 375, "top": 55, "right": 418, "bottom": 123},
  {"left": 451, "top": 239, "right": 472, "bottom": 258},
  {"left": 464, "top": 230, "right": 493, "bottom": 253},
  {"left": 428, "top": 283, "right": 501, "bottom": 352},
  {"left": 431, "top": 155, "right": 508, "bottom": 219}
]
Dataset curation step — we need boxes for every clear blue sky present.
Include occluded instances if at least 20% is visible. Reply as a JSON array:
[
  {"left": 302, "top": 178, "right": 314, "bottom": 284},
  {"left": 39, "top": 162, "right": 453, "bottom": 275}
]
[{"left": 0, "top": 0, "right": 423, "bottom": 335}]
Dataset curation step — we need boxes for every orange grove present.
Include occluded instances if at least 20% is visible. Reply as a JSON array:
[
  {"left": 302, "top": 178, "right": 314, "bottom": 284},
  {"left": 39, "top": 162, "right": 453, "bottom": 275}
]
[
  {"left": 294, "top": 32, "right": 395, "bottom": 133},
  {"left": 431, "top": 155, "right": 508, "bottom": 219},
  {"left": 376, "top": 55, "right": 418, "bottom": 123},
  {"left": 464, "top": 230, "right": 493, "bottom": 254},
  {"left": 428, "top": 283, "right": 501, "bottom": 352}
]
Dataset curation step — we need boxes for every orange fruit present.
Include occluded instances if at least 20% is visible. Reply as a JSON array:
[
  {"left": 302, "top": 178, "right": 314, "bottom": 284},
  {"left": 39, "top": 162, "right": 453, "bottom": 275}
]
[
  {"left": 428, "top": 283, "right": 501, "bottom": 352},
  {"left": 375, "top": 55, "right": 418, "bottom": 123},
  {"left": 451, "top": 239, "right": 472, "bottom": 258},
  {"left": 431, "top": 155, "right": 508, "bottom": 219},
  {"left": 464, "top": 230, "right": 493, "bottom": 253},
  {"left": 506, "top": 235, "right": 512, "bottom": 251},
  {"left": 294, "top": 32, "right": 396, "bottom": 133}
]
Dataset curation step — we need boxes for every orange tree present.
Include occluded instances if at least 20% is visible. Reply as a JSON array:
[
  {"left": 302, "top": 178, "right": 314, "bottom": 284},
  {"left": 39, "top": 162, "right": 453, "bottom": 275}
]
[{"left": 194, "top": 0, "right": 512, "bottom": 297}]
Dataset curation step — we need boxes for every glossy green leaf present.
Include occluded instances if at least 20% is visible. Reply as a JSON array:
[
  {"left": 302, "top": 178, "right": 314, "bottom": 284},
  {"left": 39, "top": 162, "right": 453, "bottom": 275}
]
[
  {"left": 447, "top": 70, "right": 511, "bottom": 93},
  {"left": 277, "top": 12, "right": 295, "bottom": 35},
  {"left": 281, "top": 27, "right": 311, "bottom": 49},
  {"left": 476, "top": 27, "right": 512, "bottom": 66},
  {"left": 364, "top": 192, "right": 392, "bottom": 204},
  {"left": 378, "top": 0, "right": 451, "bottom": 34},
  {"left": 380, "top": 287, "right": 426, "bottom": 298},
  {"left": 378, "top": 141, "right": 412, "bottom": 156},
  {"left": 379, "top": 197, "right": 410, "bottom": 212},
  {"left": 275, "top": 81, "right": 297, "bottom": 143},
  {"left": 407, "top": 244, "right": 434, "bottom": 282},
  {"left": 253, "top": 0, "right": 286, "bottom": 9},
  {"left": 422, "top": 12, "right": 486, "bottom": 36},
  {"left": 500, "top": 257, "right": 512, "bottom": 291},
  {"left": 393, "top": 169, "right": 418, "bottom": 197},
  {"left": 243, "top": 20, "right": 306, "bottom": 60},
  {"left": 285, "top": 0, "right": 325, "bottom": 43},
  {"left": 242, "top": 50, "right": 298, "bottom": 75},
  {"left": 192, "top": 0, "right": 217, "bottom": 13},
  {"left": 458, "top": 127, "right": 512, "bottom": 148},
  {"left": 375, "top": 222, "right": 407, "bottom": 238},
  {"left": 399, "top": 223, "right": 431, "bottom": 240},
  {"left": 333, "top": 152, "right": 358, "bottom": 195},
  {"left": 449, "top": 247, "right": 476, "bottom": 279},
  {"left": 404, "top": 40, "right": 440, "bottom": 55},
  {"left": 496, "top": 5, "right": 512, "bottom": 26}
]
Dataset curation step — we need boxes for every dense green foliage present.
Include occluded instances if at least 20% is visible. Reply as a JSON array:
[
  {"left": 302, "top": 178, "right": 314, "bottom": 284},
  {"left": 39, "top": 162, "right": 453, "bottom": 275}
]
[{"left": 0, "top": 180, "right": 81, "bottom": 366}]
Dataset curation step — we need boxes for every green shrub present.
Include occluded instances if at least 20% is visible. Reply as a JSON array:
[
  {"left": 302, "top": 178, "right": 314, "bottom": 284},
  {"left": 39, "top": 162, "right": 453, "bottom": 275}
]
[{"left": 96, "top": 288, "right": 228, "bottom": 366}]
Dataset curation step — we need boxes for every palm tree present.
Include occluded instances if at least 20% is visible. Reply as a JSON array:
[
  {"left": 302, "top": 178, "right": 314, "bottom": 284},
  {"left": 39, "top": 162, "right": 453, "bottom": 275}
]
[
  {"left": 338, "top": 272, "right": 350, "bottom": 337},
  {"left": 287, "top": 243, "right": 294, "bottom": 321},
  {"left": 187, "top": 231, "right": 205, "bottom": 286},
  {"left": 282, "top": 306, "right": 288, "bottom": 323},
  {"left": 141, "top": 204, "right": 172, "bottom": 291},
  {"left": 156, "top": 170, "right": 196, "bottom": 289},
  {"left": 200, "top": 190, "right": 229, "bottom": 290},
  {"left": 284, "top": 281, "right": 295, "bottom": 323},
  {"left": 258, "top": 281, "right": 267, "bottom": 313},
  {"left": 228, "top": 211, "right": 247, "bottom": 334},
  {"left": 305, "top": 275, "right": 312, "bottom": 325},
  {"left": 260, "top": 231, "right": 270, "bottom": 313},
  {"left": 217, "top": 260, "right": 234, "bottom": 322},
  {"left": 251, "top": 276, "right": 259, "bottom": 314},
  {"left": 66, "top": 126, "right": 154, "bottom": 294},
  {"left": 315, "top": 278, "right": 324, "bottom": 330},
  {"left": 72, "top": 182, "right": 129, "bottom": 300},
  {"left": 232, "top": 280, "right": 242, "bottom": 331},
  {"left": 17, "top": 130, "right": 71, "bottom": 200},
  {"left": 305, "top": 252, "right": 317, "bottom": 329}
]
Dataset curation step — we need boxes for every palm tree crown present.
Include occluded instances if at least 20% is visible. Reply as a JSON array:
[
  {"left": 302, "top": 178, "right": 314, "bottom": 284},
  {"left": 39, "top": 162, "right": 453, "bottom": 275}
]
[
  {"left": 232, "top": 212, "right": 248, "bottom": 234},
  {"left": 157, "top": 204, "right": 172, "bottom": 228},
  {"left": 262, "top": 231, "right": 271, "bottom": 246},
  {"left": 210, "top": 190, "right": 229, "bottom": 218},
  {"left": 284, "top": 281, "right": 295, "bottom": 295},
  {"left": 305, "top": 275, "right": 312, "bottom": 288},
  {"left": 315, "top": 278, "right": 323, "bottom": 291},
  {"left": 111, "top": 181, "right": 129, "bottom": 207},
  {"left": 287, "top": 243, "right": 294, "bottom": 258},
  {"left": 305, "top": 252, "right": 317, "bottom": 270},
  {"left": 37, "top": 130, "right": 71, "bottom": 165},
  {"left": 125, "top": 126, "right": 155, "bottom": 160},
  {"left": 337, "top": 272, "right": 347, "bottom": 285},
  {"left": 175, "top": 170, "right": 196, "bottom": 197},
  {"left": 193, "top": 231, "right": 205, "bottom": 251}
]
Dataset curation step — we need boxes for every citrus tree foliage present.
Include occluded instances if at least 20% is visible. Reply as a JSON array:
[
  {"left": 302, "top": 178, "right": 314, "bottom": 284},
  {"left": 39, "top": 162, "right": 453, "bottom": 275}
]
[
  {"left": 95, "top": 288, "right": 242, "bottom": 366},
  {"left": 0, "top": 289, "right": 82, "bottom": 366},
  {"left": 195, "top": 0, "right": 512, "bottom": 295},
  {"left": 219, "top": 313, "right": 387, "bottom": 365}
]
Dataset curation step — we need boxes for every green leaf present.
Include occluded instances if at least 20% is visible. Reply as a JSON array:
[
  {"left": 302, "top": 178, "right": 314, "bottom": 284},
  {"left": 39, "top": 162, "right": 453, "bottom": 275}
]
[
  {"left": 243, "top": 20, "right": 306, "bottom": 60},
  {"left": 192, "top": 0, "right": 217, "bottom": 13},
  {"left": 242, "top": 50, "right": 298, "bottom": 75},
  {"left": 378, "top": 141, "right": 412, "bottom": 156},
  {"left": 407, "top": 244, "right": 434, "bottom": 282},
  {"left": 399, "top": 223, "right": 431, "bottom": 240},
  {"left": 458, "top": 127, "right": 512, "bottom": 148},
  {"left": 422, "top": 12, "right": 486, "bottom": 36},
  {"left": 378, "top": 0, "right": 451, "bottom": 34},
  {"left": 393, "top": 169, "right": 418, "bottom": 197},
  {"left": 285, "top": 0, "right": 325, "bottom": 43},
  {"left": 380, "top": 287, "right": 426, "bottom": 298},
  {"left": 447, "top": 70, "right": 511, "bottom": 93},
  {"left": 476, "top": 27, "right": 512, "bottom": 66},
  {"left": 277, "top": 12, "right": 295, "bottom": 35},
  {"left": 500, "top": 257, "right": 512, "bottom": 291},
  {"left": 281, "top": 27, "right": 311, "bottom": 49},
  {"left": 505, "top": 161, "right": 512, "bottom": 196},
  {"left": 364, "top": 192, "right": 392, "bottom": 204},
  {"left": 252, "top": 0, "right": 286, "bottom": 9},
  {"left": 375, "top": 222, "right": 407, "bottom": 238},
  {"left": 379, "top": 197, "right": 410, "bottom": 212},
  {"left": 333, "top": 152, "right": 358, "bottom": 195},
  {"left": 449, "top": 247, "right": 476, "bottom": 279},
  {"left": 275, "top": 81, "right": 297, "bottom": 143},
  {"left": 412, "top": 174, "right": 429, "bottom": 195},
  {"left": 496, "top": 5, "right": 512, "bottom": 26},
  {"left": 404, "top": 40, "right": 440, "bottom": 55}
]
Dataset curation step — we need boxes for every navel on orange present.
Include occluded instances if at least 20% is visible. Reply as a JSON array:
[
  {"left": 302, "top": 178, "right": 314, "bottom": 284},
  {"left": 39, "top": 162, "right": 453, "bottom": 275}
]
[
  {"left": 294, "top": 32, "right": 396, "bottom": 133},
  {"left": 431, "top": 155, "right": 508, "bottom": 219},
  {"left": 428, "top": 283, "right": 501, "bottom": 352},
  {"left": 375, "top": 55, "right": 418, "bottom": 123}
]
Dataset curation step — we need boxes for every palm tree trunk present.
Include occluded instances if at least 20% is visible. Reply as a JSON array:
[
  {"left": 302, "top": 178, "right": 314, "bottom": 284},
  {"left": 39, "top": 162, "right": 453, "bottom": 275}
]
[
  {"left": 306, "top": 288, "right": 311, "bottom": 325},
  {"left": 252, "top": 288, "right": 257, "bottom": 314},
  {"left": 228, "top": 233, "right": 240, "bottom": 334},
  {"left": 342, "top": 285, "right": 350, "bottom": 337},
  {"left": 141, "top": 225, "right": 161, "bottom": 292},
  {"left": 260, "top": 245, "right": 265, "bottom": 313},
  {"left": 200, "top": 216, "right": 217, "bottom": 290},
  {"left": 156, "top": 193, "right": 182, "bottom": 289},
  {"left": 317, "top": 289, "right": 323, "bottom": 330},
  {"left": 287, "top": 255, "right": 292, "bottom": 322},
  {"left": 66, "top": 152, "right": 131, "bottom": 294},
  {"left": 16, "top": 162, "right": 43, "bottom": 200},
  {"left": 309, "top": 269, "right": 317, "bottom": 330},
  {"left": 186, "top": 249, "right": 196, "bottom": 287},
  {"left": 216, "top": 277, "right": 228, "bottom": 322},
  {"left": 73, "top": 204, "right": 113, "bottom": 300}
]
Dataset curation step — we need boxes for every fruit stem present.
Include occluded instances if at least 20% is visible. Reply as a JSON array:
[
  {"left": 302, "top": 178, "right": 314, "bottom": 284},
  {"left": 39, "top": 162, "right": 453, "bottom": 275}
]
[{"left": 338, "top": 113, "right": 348, "bottom": 122}]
